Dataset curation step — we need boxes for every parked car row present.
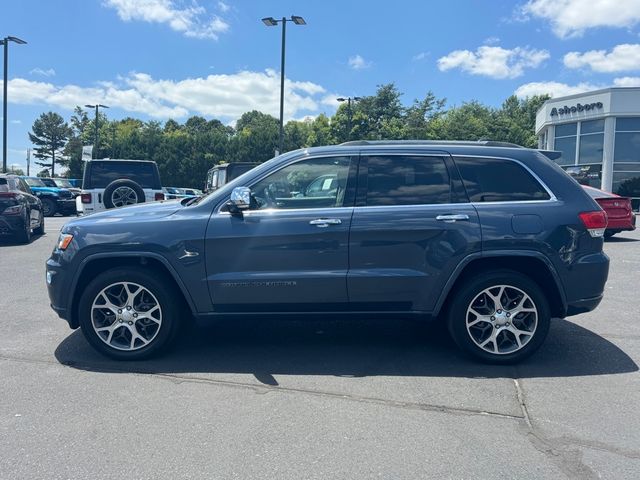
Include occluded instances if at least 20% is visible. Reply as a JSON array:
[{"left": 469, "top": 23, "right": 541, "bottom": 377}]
[
  {"left": 163, "top": 187, "right": 202, "bottom": 199},
  {"left": 0, "top": 174, "right": 45, "bottom": 243},
  {"left": 21, "top": 176, "right": 77, "bottom": 217}
]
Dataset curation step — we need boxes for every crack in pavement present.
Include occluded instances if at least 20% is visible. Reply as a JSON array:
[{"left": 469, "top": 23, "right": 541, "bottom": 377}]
[
  {"left": 513, "top": 378, "right": 640, "bottom": 479},
  {"left": 0, "top": 353, "right": 522, "bottom": 422}
]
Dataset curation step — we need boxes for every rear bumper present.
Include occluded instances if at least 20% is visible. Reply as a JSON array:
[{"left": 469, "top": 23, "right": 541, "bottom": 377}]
[
  {"left": 0, "top": 214, "right": 26, "bottom": 236},
  {"left": 57, "top": 199, "right": 77, "bottom": 214},
  {"left": 562, "top": 251, "right": 609, "bottom": 317},
  {"left": 606, "top": 214, "right": 636, "bottom": 232}
]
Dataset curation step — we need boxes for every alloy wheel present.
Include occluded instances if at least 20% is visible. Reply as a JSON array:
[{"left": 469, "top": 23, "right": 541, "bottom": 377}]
[
  {"left": 111, "top": 186, "right": 138, "bottom": 207},
  {"left": 465, "top": 285, "right": 538, "bottom": 355},
  {"left": 91, "top": 282, "right": 162, "bottom": 351}
]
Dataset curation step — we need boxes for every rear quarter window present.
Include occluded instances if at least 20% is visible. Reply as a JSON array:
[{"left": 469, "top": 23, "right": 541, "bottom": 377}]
[{"left": 454, "top": 157, "right": 551, "bottom": 202}]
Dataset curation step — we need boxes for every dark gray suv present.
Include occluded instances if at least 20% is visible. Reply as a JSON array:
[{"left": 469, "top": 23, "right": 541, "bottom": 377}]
[{"left": 46, "top": 141, "right": 610, "bottom": 363}]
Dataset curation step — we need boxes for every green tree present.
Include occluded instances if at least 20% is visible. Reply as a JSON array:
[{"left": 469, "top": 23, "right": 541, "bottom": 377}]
[
  {"left": 29, "top": 112, "right": 71, "bottom": 177},
  {"left": 63, "top": 106, "right": 91, "bottom": 179},
  {"left": 37, "top": 168, "right": 51, "bottom": 178}
]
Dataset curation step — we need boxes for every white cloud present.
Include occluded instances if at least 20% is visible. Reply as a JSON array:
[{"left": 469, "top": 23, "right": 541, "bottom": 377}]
[
  {"left": 412, "top": 52, "right": 428, "bottom": 62},
  {"left": 104, "top": 0, "right": 230, "bottom": 40},
  {"left": 613, "top": 76, "right": 640, "bottom": 87},
  {"left": 521, "top": 0, "right": 640, "bottom": 38},
  {"left": 348, "top": 55, "right": 372, "bottom": 70},
  {"left": 514, "top": 81, "right": 600, "bottom": 98},
  {"left": 217, "top": 1, "right": 230, "bottom": 13},
  {"left": 29, "top": 67, "right": 56, "bottom": 77},
  {"left": 516, "top": 76, "right": 640, "bottom": 98},
  {"left": 0, "top": 70, "right": 329, "bottom": 122},
  {"left": 564, "top": 44, "right": 640, "bottom": 72},
  {"left": 437, "top": 45, "right": 549, "bottom": 79}
]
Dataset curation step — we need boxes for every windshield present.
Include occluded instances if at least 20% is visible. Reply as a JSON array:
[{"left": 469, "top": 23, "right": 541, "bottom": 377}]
[
  {"left": 54, "top": 179, "right": 73, "bottom": 188},
  {"left": 24, "top": 177, "right": 46, "bottom": 187}
]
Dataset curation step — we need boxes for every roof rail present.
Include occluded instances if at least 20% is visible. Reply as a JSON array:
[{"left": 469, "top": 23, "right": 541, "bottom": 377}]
[{"left": 338, "top": 139, "right": 525, "bottom": 148}]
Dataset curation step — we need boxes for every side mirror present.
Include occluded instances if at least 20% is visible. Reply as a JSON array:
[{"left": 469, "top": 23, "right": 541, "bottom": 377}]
[{"left": 227, "top": 186, "right": 251, "bottom": 214}]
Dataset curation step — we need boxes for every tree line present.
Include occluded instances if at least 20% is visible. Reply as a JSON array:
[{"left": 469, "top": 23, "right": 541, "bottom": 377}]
[{"left": 28, "top": 84, "right": 549, "bottom": 188}]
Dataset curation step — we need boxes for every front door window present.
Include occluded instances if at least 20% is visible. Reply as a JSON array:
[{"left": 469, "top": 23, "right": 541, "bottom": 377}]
[{"left": 249, "top": 156, "right": 352, "bottom": 210}]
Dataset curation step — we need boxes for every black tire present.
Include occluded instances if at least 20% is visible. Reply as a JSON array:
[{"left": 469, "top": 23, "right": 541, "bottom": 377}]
[
  {"left": 41, "top": 198, "right": 57, "bottom": 217},
  {"left": 34, "top": 211, "right": 45, "bottom": 235},
  {"left": 14, "top": 212, "right": 31, "bottom": 244},
  {"left": 103, "top": 179, "right": 145, "bottom": 209},
  {"left": 78, "top": 267, "right": 182, "bottom": 360},
  {"left": 604, "top": 230, "right": 616, "bottom": 239},
  {"left": 447, "top": 270, "right": 551, "bottom": 364}
]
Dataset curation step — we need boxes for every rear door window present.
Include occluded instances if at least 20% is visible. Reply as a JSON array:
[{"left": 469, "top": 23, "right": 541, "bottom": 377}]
[
  {"left": 364, "top": 155, "right": 452, "bottom": 206},
  {"left": 88, "top": 162, "right": 161, "bottom": 189},
  {"left": 454, "top": 157, "right": 551, "bottom": 202}
]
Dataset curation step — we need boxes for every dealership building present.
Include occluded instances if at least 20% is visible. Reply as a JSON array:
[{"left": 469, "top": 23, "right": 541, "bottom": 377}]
[{"left": 536, "top": 87, "right": 640, "bottom": 205}]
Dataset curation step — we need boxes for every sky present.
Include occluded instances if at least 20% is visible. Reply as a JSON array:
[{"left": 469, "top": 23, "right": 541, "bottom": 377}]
[{"left": 2, "top": 0, "right": 640, "bottom": 172}]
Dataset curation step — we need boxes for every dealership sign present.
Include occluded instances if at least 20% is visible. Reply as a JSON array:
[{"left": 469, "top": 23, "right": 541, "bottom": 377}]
[{"left": 551, "top": 102, "right": 603, "bottom": 116}]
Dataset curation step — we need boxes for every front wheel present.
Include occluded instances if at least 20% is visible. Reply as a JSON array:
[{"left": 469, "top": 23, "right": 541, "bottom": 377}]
[
  {"left": 78, "top": 267, "right": 182, "bottom": 360},
  {"left": 41, "top": 198, "right": 57, "bottom": 217},
  {"left": 447, "top": 271, "right": 550, "bottom": 364}
]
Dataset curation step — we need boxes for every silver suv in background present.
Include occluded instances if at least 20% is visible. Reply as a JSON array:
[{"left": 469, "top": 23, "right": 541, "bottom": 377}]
[{"left": 76, "top": 159, "right": 165, "bottom": 215}]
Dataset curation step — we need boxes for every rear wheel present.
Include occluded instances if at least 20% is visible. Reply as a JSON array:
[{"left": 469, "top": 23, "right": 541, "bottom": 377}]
[
  {"left": 34, "top": 212, "right": 45, "bottom": 235},
  {"left": 78, "top": 267, "right": 182, "bottom": 360},
  {"left": 604, "top": 230, "right": 616, "bottom": 239},
  {"left": 447, "top": 270, "right": 550, "bottom": 364},
  {"left": 14, "top": 212, "right": 31, "bottom": 244},
  {"left": 41, "top": 198, "right": 57, "bottom": 217}
]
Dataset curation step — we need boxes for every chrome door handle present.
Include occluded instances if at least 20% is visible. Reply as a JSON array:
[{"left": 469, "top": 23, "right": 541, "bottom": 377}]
[
  {"left": 436, "top": 214, "right": 470, "bottom": 223},
  {"left": 309, "top": 218, "right": 342, "bottom": 227}
]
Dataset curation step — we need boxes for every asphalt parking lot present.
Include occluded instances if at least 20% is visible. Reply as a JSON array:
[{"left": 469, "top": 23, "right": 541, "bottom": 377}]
[{"left": 1, "top": 216, "right": 639, "bottom": 479}]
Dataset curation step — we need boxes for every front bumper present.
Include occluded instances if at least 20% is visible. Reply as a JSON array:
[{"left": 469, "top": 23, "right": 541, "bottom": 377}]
[
  {"left": 566, "top": 294, "right": 604, "bottom": 316},
  {"left": 46, "top": 255, "right": 77, "bottom": 328}
]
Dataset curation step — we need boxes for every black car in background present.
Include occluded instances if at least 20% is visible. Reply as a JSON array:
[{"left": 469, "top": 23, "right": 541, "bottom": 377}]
[{"left": 0, "top": 174, "right": 45, "bottom": 243}]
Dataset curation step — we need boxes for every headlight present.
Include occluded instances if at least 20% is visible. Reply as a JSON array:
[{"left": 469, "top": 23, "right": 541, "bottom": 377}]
[{"left": 57, "top": 233, "right": 74, "bottom": 250}]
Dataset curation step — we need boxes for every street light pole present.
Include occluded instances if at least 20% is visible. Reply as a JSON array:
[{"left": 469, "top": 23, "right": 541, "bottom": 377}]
[
  {"left": 337, "top": 96, "right": 362, "bottom": 141},
  {"left": 1, "top": 36, "right": 27, "bottom": 173},
  {"left": 262, "top": 15, "right": 306, "bottom": 156},
  {"left": 84, "top": 104, "right": 109, "bottom": 159}
]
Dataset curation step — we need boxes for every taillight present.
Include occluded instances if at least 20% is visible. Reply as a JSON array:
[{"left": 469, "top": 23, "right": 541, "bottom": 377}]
[
  {"left": 579, "top": 211, "right": 608, "bottom": 237},
  {"left": 81, "top": 193, "right": 91, "bottom": 203},
  {"left": 2, "top": 204, "right": 22, "bottom": 215},
  {"left": 155, "top": 192, "right": 165, "bottom": 201}
]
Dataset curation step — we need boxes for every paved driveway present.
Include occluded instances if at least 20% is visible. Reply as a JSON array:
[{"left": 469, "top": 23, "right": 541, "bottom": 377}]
[{"left": 1, "top": 217, "right": 639, "bottom": 479}]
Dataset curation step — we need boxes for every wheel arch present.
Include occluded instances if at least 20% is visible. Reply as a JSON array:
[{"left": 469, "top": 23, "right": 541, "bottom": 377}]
[
  {"left": 67, "top": 253, "right": 196, "bottom": 328},
  {"left": 434, "top": 252, "right": 567, "bottom": 319}
]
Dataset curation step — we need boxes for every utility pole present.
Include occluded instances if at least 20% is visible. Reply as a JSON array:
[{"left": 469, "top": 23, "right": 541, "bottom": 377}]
[
  {"left": 261, "top": 15, "right": 306, "bottom": 155},
  {"left": 337, "top": 96, "right": 362, "bottom": 141},
  {"left": 84, "top": 104, "right": 109, "bottom": 159},
  {"left": 26, "top": 147, "right": 30, "bottom": 175},
  {"left": 1, "top": 36, "right": 27, "bottom": 173}
]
